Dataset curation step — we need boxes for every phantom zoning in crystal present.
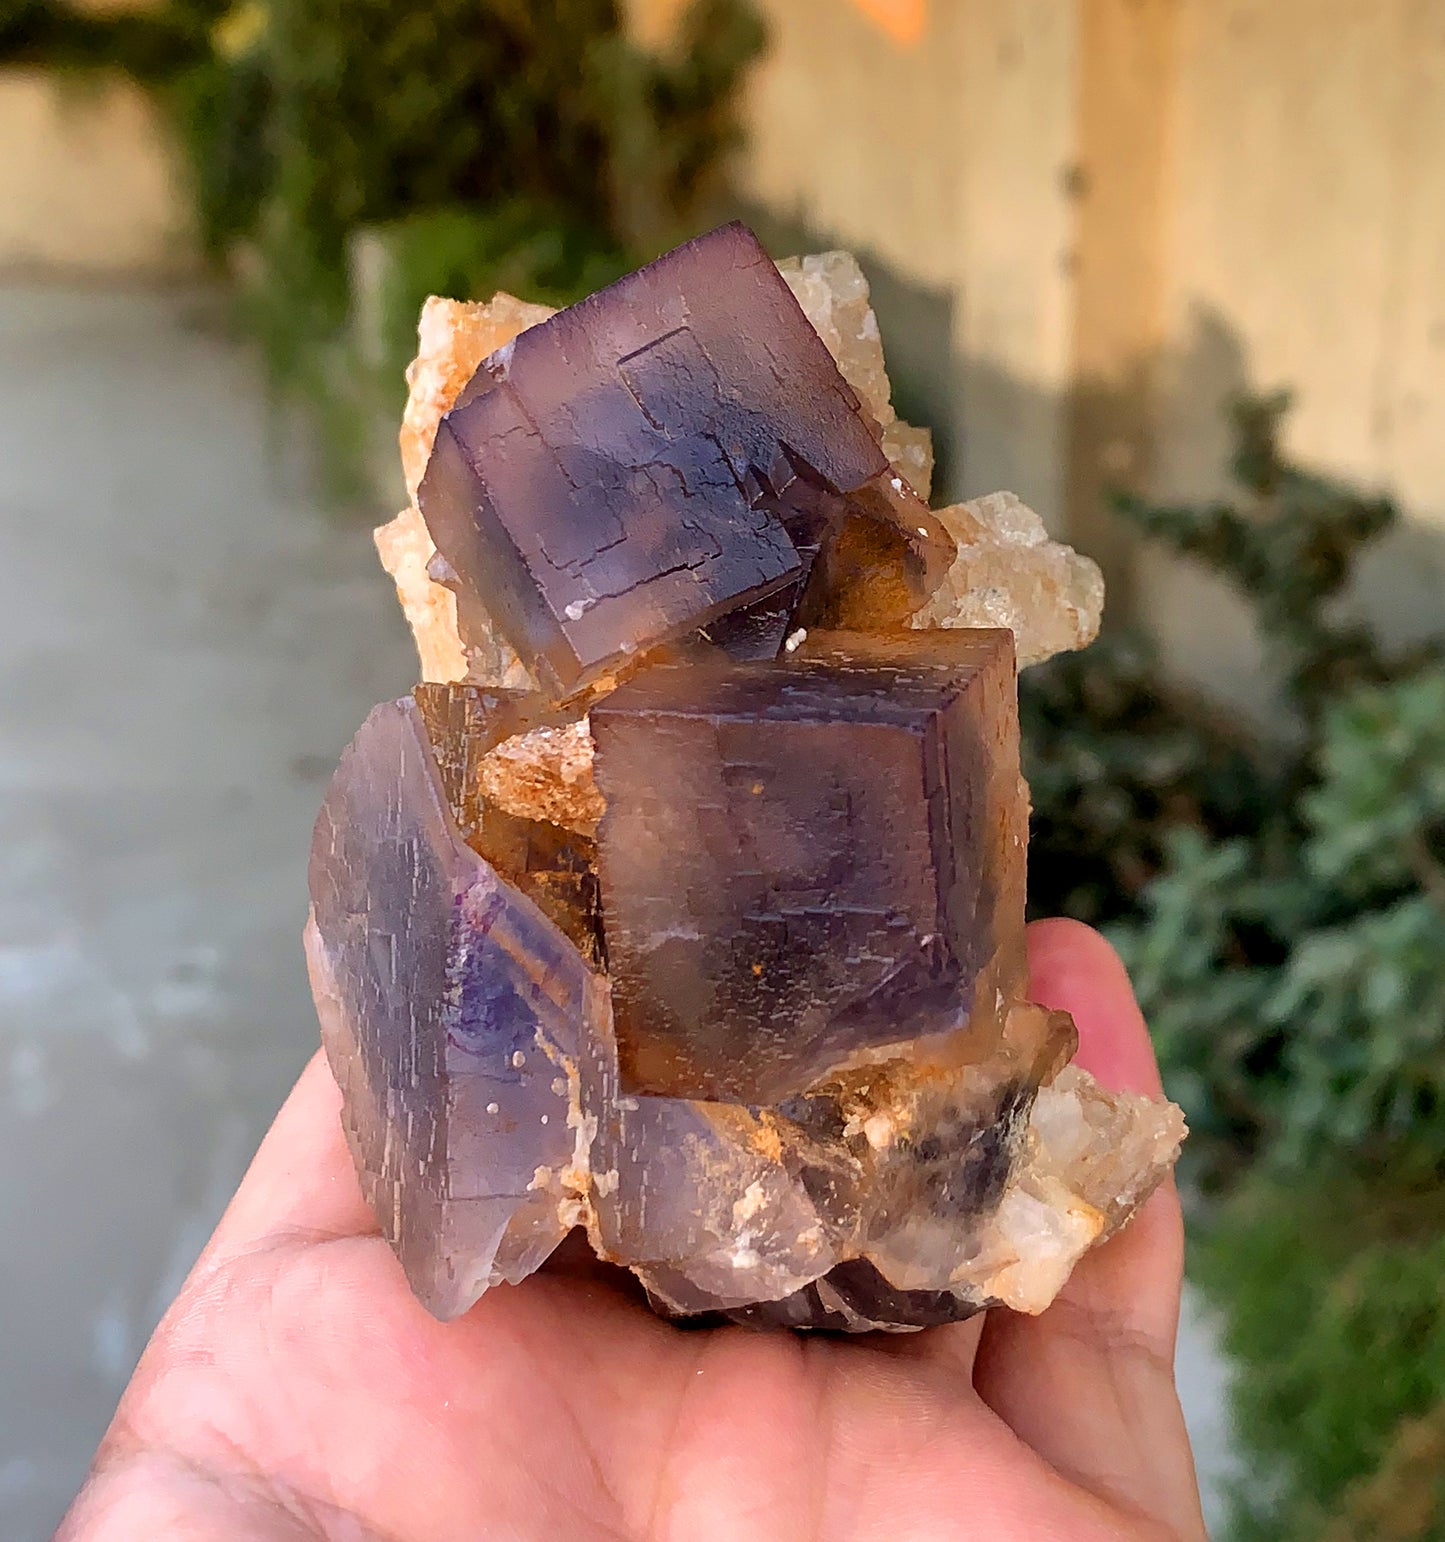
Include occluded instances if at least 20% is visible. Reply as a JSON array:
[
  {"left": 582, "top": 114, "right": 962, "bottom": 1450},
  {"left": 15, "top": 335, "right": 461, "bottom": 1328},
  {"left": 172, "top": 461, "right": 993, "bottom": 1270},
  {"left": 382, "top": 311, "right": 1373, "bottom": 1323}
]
[
  {"left": 309, "top": 223, "right": 1183, "bottom": 1332},
  {"left": 591, "top": 629, "right": 1023, "bottom": 1105},
  {"left": 417, "top": 221, "right": 953, "bottom": 698},
  {"left": 306, "top": 696, "right": 604, "bottom": 1318}
]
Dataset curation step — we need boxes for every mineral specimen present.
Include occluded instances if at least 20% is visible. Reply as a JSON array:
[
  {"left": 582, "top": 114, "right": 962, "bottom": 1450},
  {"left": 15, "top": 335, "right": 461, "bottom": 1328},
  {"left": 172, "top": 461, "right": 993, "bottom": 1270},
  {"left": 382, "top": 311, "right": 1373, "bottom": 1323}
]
[
  {"left": 412, "top": 684, "right": 605, "bottom": 966},
  {"left": 379, "top": 291, "right": 556, "bottom": 689},
  {"left": 415, "top": 221, "right": 953, "bottom": 699},
  {"left": 305, "top": 696, "right": 603, "bottom": 1318},
  {"left": 377, "top": 245, "right": 1092, "bottom": 688},
  {"left": 912, "top": 491, "right": 1105, "bottom": 666},
  {"left": 590, "top": 629, "right": 1024, "bottom": 1106},
  {"left": 308, "top": 223, "right": 1184, "bottom": 1333},
  {"left": 777, "top": 249, "right": 935, "bottom": 498}
]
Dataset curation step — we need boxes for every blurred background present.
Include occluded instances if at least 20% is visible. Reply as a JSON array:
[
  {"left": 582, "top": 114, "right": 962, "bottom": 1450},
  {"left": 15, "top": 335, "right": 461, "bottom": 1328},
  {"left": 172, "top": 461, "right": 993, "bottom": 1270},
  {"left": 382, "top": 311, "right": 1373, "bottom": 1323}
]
[{"left": 1, "top": 0, "right": 1442, "bottom": 1536}]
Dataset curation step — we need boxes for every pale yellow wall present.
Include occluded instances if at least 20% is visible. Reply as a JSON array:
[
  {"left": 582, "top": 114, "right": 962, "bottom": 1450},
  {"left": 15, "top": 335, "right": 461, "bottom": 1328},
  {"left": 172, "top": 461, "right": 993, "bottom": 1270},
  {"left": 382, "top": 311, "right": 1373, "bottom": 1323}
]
[
  {"left": 950, "top": 0, "right": 1078, "bottom": 530},
  {"left": 1065, "top": 0, "right": 1176, "bottom": 603},
  {"left": 722, "top": 0, "right": 1445, "bottom": 711},
  {"left": 1155, "top": 0, "right": 1445, "bottom": 517},
  {"left": 734, "top": 0, "right": 1078, "bottom": 528},
  {"left": 0, "top": 69, "right": 192, "bottom": 275},
  {"left": 1141, "top": 0, "right": 1445, "bottom": 706}
]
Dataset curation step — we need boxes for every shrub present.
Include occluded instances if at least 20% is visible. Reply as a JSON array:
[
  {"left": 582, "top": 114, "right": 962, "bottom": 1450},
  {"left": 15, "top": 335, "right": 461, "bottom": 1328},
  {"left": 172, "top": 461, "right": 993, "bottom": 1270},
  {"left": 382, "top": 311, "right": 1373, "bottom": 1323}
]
[
  {"left": 1022, "top": 394, "right": 1445, "bottom": 1537},
  {"left": 3, "top": 0, "right": 764, "bottom": 471},
  {"left": 1025, "top": 394, "right": 1444, "bottom": 1180},
  {"left": 1194, "top": 1171, "right": 1445, "bottom": 1541}
]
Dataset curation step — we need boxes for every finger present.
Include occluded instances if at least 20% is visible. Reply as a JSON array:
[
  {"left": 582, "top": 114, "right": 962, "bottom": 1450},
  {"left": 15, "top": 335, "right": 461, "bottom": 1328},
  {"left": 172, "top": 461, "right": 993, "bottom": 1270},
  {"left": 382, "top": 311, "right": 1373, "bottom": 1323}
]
[
  {"left": 972, "top": 920, "right": 1205, "bottom": 1538},
  {"left": 199, "top": 1049, "right": 377, "bottom": 1267},
  {"left": 1029, "top": 916, "right": 1163, "bottom": 1097},
  {"left": 1023, "top": 921, "right": 1180, "bottom": 1350}
]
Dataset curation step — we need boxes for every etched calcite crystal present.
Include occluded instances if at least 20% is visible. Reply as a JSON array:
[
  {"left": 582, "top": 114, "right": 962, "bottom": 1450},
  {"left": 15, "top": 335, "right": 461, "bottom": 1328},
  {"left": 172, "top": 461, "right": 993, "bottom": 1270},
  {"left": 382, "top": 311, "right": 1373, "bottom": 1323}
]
[
  {"left": 912, "top": 491, "right": 1105, "bottom": 667},
  {"left": 309, "top": 223, "right": 1182, "bottom": 1332}
]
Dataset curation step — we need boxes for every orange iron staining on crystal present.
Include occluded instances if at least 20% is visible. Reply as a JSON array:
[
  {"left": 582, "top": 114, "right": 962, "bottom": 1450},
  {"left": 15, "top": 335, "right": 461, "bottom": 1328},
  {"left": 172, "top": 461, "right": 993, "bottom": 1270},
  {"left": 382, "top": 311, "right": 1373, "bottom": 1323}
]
[{"left": 309, "top": 224, "right": 1180, "bottom": 1332}]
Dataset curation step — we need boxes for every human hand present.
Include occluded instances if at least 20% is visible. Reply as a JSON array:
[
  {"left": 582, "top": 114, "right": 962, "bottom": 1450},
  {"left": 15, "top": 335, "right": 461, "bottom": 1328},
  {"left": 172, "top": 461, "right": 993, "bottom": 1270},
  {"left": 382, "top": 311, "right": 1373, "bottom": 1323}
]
[{"left": 59, "top": 919, "right": 1205, "bottom": 1541}]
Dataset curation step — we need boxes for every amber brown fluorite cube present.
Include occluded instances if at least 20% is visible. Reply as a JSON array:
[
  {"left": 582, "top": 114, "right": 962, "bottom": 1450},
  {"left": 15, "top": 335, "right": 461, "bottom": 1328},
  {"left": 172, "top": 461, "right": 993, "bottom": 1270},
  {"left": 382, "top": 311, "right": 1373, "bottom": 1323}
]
[
  {"left": 413, "top": 683, "right": 604, "bottom": 966},
  {"left": 590, "top": 629, "right": 1024, "bottom": 1105}
]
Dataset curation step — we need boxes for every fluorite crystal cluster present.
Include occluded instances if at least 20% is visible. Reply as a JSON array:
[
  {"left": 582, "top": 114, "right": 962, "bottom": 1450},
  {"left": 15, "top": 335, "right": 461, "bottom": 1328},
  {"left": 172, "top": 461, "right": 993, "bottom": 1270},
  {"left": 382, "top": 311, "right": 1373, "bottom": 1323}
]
[{"left": 308, "top": 223, "right": 1182, "bottom": 1331}]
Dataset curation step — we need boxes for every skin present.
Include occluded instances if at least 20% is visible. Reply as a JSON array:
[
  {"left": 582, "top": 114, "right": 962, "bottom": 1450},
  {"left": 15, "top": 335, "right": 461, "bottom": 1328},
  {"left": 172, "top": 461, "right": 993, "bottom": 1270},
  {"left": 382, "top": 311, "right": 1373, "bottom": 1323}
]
[{"left": 59, "top": 920, "right": 1207, "bottom": 1542}]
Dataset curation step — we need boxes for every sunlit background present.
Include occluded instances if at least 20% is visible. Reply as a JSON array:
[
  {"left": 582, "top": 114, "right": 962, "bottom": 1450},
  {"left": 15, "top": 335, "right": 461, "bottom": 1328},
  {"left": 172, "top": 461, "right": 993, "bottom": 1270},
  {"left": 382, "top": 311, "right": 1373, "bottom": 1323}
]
[{"left": 2, "top": 1, "right": 1443, "bottom": 1537}]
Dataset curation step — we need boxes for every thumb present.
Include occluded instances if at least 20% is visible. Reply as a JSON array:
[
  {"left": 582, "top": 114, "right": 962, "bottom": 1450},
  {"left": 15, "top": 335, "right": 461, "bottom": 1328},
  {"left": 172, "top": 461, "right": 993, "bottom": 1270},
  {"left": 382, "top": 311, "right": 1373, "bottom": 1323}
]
[{"left": 972, "top": 919, "right": 1205, "bottom": 1540}]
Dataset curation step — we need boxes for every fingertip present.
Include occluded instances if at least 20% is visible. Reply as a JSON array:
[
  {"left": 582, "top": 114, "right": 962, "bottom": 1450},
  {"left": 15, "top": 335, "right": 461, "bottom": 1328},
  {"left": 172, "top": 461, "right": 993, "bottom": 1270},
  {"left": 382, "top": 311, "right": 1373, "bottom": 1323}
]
[
  {"left": 1026, "top": 918, "right": 1163, "bottom": 1098},
  {"left": 203, "top": 1049, "right": 376, "bottom": 1263}
]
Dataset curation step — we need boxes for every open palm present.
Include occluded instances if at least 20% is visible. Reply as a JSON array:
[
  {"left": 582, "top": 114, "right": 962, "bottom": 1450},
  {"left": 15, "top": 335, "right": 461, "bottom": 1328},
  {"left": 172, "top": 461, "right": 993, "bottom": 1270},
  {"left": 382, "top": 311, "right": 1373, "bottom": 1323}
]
[{"left": 60, "top": 921, "right": 1205, "bottom": 1542}]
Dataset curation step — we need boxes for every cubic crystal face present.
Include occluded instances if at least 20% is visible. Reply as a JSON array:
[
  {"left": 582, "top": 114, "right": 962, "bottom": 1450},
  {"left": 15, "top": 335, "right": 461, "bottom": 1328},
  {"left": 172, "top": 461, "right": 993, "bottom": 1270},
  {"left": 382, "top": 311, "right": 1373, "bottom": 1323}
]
[
  {"left": 306, "top": 696, "right": 601, "bottom": 1320},
  {"left": 308, "top": 223, "right": 1185, "bottom": 1334},
  {"left": 416, "top": 221, "right": 952, "bottom": 698},
  {"left": 591, "top": 629, "right": 1023, "bottom": 1104}
]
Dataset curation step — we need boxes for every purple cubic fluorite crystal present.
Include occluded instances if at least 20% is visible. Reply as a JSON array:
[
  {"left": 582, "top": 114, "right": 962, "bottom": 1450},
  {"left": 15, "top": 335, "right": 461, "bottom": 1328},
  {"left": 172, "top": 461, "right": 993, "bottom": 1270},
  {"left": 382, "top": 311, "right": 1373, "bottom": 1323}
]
[
  {"left": 306, "top": 696, "right": 606, "bottom": 1319},
  {"left": 416, "top": 221, "right": 952, "bottom": 698},
  {"left": 589, "top": 629, "right": 1025, "bottom": 1105},
  {"left": 306, "top": 224, "right": 1184, "bottom": 1334}
]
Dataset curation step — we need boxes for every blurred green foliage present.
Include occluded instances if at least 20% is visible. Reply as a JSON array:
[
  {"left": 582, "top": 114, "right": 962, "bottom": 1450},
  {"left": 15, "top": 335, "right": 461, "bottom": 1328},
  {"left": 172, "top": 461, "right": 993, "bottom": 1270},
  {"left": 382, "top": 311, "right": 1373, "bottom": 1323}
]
[
  {"left": 1025, "top": 393, "right": 1445, "bottom": 1537},
  {"left": 253, "top": 0, "right": 760, "bottom": 382},
  {"left": 1021, "top": 632, "right": 1267, "bottom": 929},
  {"left": 1195, "top": 1171, "right": 1445, "bottom": 1541},
  {"left": 2, "top": 0, "right": 763, "bottom": 476},
  {"left": 1116, "top": 664, "right": 1445, "bottom": 1182},
  {"left": 1026, "top": 393, "right": 1444, "bottom": 1177},
  {"left": 366, "top": 203, "right": 630, "bottom": 363}
]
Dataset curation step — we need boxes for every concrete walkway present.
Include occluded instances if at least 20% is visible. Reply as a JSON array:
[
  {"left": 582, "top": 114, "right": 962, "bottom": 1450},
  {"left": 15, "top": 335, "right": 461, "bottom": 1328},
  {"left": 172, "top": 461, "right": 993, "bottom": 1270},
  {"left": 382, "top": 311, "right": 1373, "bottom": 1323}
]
[
  {"left": 0, "top": 285, "right": 1235, "bottom": 1539},
  {"left": 0, "top": 285, "right": 416, "bottom": 1538}
]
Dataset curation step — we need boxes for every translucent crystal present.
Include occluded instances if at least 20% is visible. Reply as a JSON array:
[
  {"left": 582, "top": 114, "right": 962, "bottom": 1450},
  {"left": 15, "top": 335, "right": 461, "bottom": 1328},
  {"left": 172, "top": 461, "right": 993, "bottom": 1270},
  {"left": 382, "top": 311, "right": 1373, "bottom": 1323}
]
[
  {"left": 311, "top": 669, "right": 1184, "bottom": 1330},
  {"left": 912, "top": 492, "right": 1105, "bottom": 667},
  {"left": 779, "top": 999, "right": 1079, "bottom": 1299},
  {"left": 778, "top": 249, "right": 935, "bottom": 499},
  {"left": 377, "top": 292, "right": 555, "bottom": 689},
  {"left": 417, "top": 222, "right": 953, "bottom": 698},
  {"left": 589, "top": 1074, "right": 842, "bottom": 1313},
  {"left": 927, "top": 1062, "right": 1188, "bottom": 1316},
  {"left": 1028, "top": 1063, "right": 1189, "bottom": 1236},
  {"left": 474, "top": 718, "right": 605, "bottom": 838},
  {"left": 306, "top": 696, "right": 599, "bottom": 1318},
  {"left": 379, "top": 250, "right": 1102, "bottom": 684},
  {"left": 412, "top": 684, "right": 604, "bottom": 967},
  {"left": 399, "top": 293, "right": 557, "bottom": 505},
  {"left": 311, "top": 224, "right": 1181, "bottom": 1335},
  {"left": 590, "top": 629, "right": 1025, "bottom": 1105},
  {"left": 732, "top": 1056, "right": 1183, "bottom": 1331},
  {"left": 372, "top": 505, "right": 471, "bottom": 686}
]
